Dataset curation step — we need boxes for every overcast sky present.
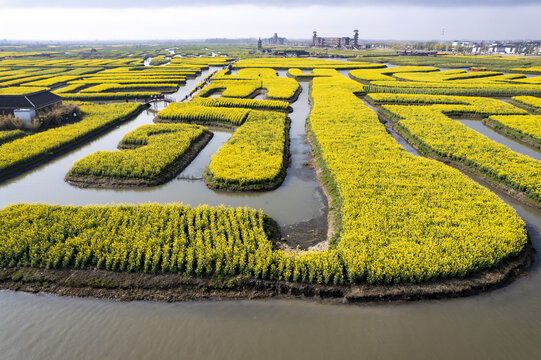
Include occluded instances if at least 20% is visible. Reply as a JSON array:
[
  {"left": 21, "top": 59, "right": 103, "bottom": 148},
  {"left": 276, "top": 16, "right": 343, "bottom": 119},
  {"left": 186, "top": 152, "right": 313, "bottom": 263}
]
[{"left": 0, "top": 0, "right": 539, "bottom": 41}]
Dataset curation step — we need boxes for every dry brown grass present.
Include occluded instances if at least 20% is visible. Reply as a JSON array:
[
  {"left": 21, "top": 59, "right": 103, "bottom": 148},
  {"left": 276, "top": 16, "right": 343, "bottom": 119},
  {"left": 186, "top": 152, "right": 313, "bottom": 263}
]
[
  {"left": 29, "top": 103, "right": 80, "bottom": 130},
  {"left": 0, "top": 103, "right": 80, "bottom": 131},
  {"left": 0, "top": 115, "right": 25, "bottom": 130}
]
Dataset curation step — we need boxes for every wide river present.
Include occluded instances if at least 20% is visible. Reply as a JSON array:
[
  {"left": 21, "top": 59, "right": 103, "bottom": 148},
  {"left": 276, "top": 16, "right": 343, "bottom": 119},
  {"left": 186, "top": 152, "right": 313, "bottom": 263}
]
[{"left": 0, "top": 63, "right": 540, "bottom": 360}]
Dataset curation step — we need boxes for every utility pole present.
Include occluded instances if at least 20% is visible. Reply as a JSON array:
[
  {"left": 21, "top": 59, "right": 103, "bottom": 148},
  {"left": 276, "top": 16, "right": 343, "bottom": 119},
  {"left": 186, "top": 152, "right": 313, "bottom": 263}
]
[{"left": 441, "top": 27, "right": 446, "bottom": 44}]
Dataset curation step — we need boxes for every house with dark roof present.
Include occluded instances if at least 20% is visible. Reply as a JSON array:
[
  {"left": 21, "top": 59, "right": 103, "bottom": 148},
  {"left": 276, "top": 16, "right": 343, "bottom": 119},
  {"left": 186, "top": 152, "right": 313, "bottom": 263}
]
[{"left": 0, "top": 90, "right": 62, "bottom": 122}]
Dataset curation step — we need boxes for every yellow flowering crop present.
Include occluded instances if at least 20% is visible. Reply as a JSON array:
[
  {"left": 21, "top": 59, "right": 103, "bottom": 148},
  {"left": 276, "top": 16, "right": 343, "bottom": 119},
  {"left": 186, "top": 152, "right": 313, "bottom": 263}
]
[
  {"left": 0, "top": 103, "right": 143, "bottom": 175},
  {"left": 486, "top": 115, "right": 541, "bottom": 149},
  {"left": 67, "top": 124, "right": 208, "bottom": 181},
  {"left": 206, "top": 111, "right": 288, "bottom": 190}
]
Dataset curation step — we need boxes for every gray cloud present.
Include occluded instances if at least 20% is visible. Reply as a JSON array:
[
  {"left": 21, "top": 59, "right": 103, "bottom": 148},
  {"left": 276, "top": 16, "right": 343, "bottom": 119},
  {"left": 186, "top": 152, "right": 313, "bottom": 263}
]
[{"left": 0, "top": 0, "right": 539, "bottom": 7}]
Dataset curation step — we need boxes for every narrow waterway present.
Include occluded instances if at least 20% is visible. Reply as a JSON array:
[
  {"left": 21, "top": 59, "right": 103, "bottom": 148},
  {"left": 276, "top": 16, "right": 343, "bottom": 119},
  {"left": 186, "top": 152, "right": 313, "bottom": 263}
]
[
  {"left": 457, "top": 119, "right": 541, "bottom": 160},
  {"left": 361, "top": 97, "right": 421, "bottom": 156},
  {"left": 177, "top": 130, "right": 233, "bottom": 179},
  {"left": 168, "top": 66, "right": 217, "bottom": 102}
]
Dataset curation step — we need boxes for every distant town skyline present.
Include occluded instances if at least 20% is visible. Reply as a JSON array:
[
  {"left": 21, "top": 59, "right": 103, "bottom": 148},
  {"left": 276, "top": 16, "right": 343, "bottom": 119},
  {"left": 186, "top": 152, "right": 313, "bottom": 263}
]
[{"left": 0, "top": 1, "right": 539, "bottom": 41}]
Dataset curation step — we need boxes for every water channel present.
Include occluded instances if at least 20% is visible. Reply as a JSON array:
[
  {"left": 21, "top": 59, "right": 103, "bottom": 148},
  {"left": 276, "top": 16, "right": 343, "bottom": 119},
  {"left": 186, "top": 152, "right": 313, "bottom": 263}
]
[
  {"left": 0, "top": 67, "right": 326, "bottom": 242},
  {"left": 0, "top": 62, "right": 540, "bottom": 360},
  {"left": 457, "top": 119, "right": 541, "bottom": 161}
]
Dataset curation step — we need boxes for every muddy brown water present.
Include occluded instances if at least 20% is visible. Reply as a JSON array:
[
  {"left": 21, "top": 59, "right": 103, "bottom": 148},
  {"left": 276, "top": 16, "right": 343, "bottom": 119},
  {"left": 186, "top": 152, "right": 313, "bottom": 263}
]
[{"left": 0, "top": 64, "right": 540, "bottom": 360}]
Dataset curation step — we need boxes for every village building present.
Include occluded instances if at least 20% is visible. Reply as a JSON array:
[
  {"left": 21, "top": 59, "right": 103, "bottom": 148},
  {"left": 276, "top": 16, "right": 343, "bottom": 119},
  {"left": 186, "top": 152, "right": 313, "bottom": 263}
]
[
  {"left": 452, "top": 40, "right": 471, "bottom": 47},
  {"left": 471, "top": 43, "right": 483, "bottom": 54},
  {"left": 0, "top": 89, "right": 62, "bottom": 123},
  {"left": 312, "top": 30, "right": 359, "bottom": 49},
  {"left": 263, "top": 33, "right": 287, "bottom": 45},
  {"left": 468, "top": 41, "right": 541, "bottom": 55},
  {"left": 487, "top": 42, "right": 519, "bottom": 54}
]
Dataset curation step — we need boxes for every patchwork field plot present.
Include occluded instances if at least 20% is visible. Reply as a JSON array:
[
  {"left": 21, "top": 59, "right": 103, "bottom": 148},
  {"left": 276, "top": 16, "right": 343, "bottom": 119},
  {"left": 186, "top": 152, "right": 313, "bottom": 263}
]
[
  {"left": 191, "top": 97, "right": 292, "bottom": 112},
  {"left": 365, "top": 80, "right": 541, "bottom": 96},
  {"left": 0, "top": 103, "right": 144, "bottom": 182},
  {"left": 233, "top": 58, "right": 385, "bottom": 70},
  {"left": 511, "top": 96, "right": 541, "bottom": 112},
  {"left": 366, "top": 93, "right": 541, "bottom": 206},
  {"left": 158, "top": 103, "right": 250, "bottom": 126},
  {"left": 0, "top": 130, "right": 26, "bottom": 145},
  {"left": 306, "top": 72, "right": 528, "bottom": 283},
  {"left": 353, "top": 54, "right": 537, "bottom": 72},
  {"left": 66, "top": 124, "right": 211, "bottom": 187},
  {"left": 0, "top": 57, "right": 232, "bottom": 100},
  {"left": 157, "top": 96, "right": 290, "bottom": 190},
  {"left": 287, "top": 68, "right": 337, "bottom": 79},
  {"left": 0, "top": 54, "right": 538, "bottom": 299},
  {"left": 485, "top": 115, "right": 541, "bottom": 149},
  {"left": 205, "top": 110, "right": 289, "bottom": 191},
  {"left": 351, "top": 65, "right": 541, "bottom": 96},
  {"left": 198, "top": 68, "right": 301, "bottom": 101},
  {"left": 349, "top": 66, "right": 439, "bottom": 83}
]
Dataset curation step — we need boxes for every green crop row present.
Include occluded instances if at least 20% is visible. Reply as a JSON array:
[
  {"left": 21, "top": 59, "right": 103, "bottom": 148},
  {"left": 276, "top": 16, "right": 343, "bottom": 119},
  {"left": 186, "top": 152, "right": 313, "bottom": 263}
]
[
  {"left": 193, "top": 97, "right": 291, "bottom": 111},
  {"left": 157, "top": 103, "right": 250, "bottom": 126}
]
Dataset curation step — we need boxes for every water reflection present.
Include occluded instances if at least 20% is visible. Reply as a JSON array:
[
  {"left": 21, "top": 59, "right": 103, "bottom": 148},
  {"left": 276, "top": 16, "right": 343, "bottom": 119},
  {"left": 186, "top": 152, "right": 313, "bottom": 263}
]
[{"left": 0, "top": 80, "right": 326, "bottom": 231}]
